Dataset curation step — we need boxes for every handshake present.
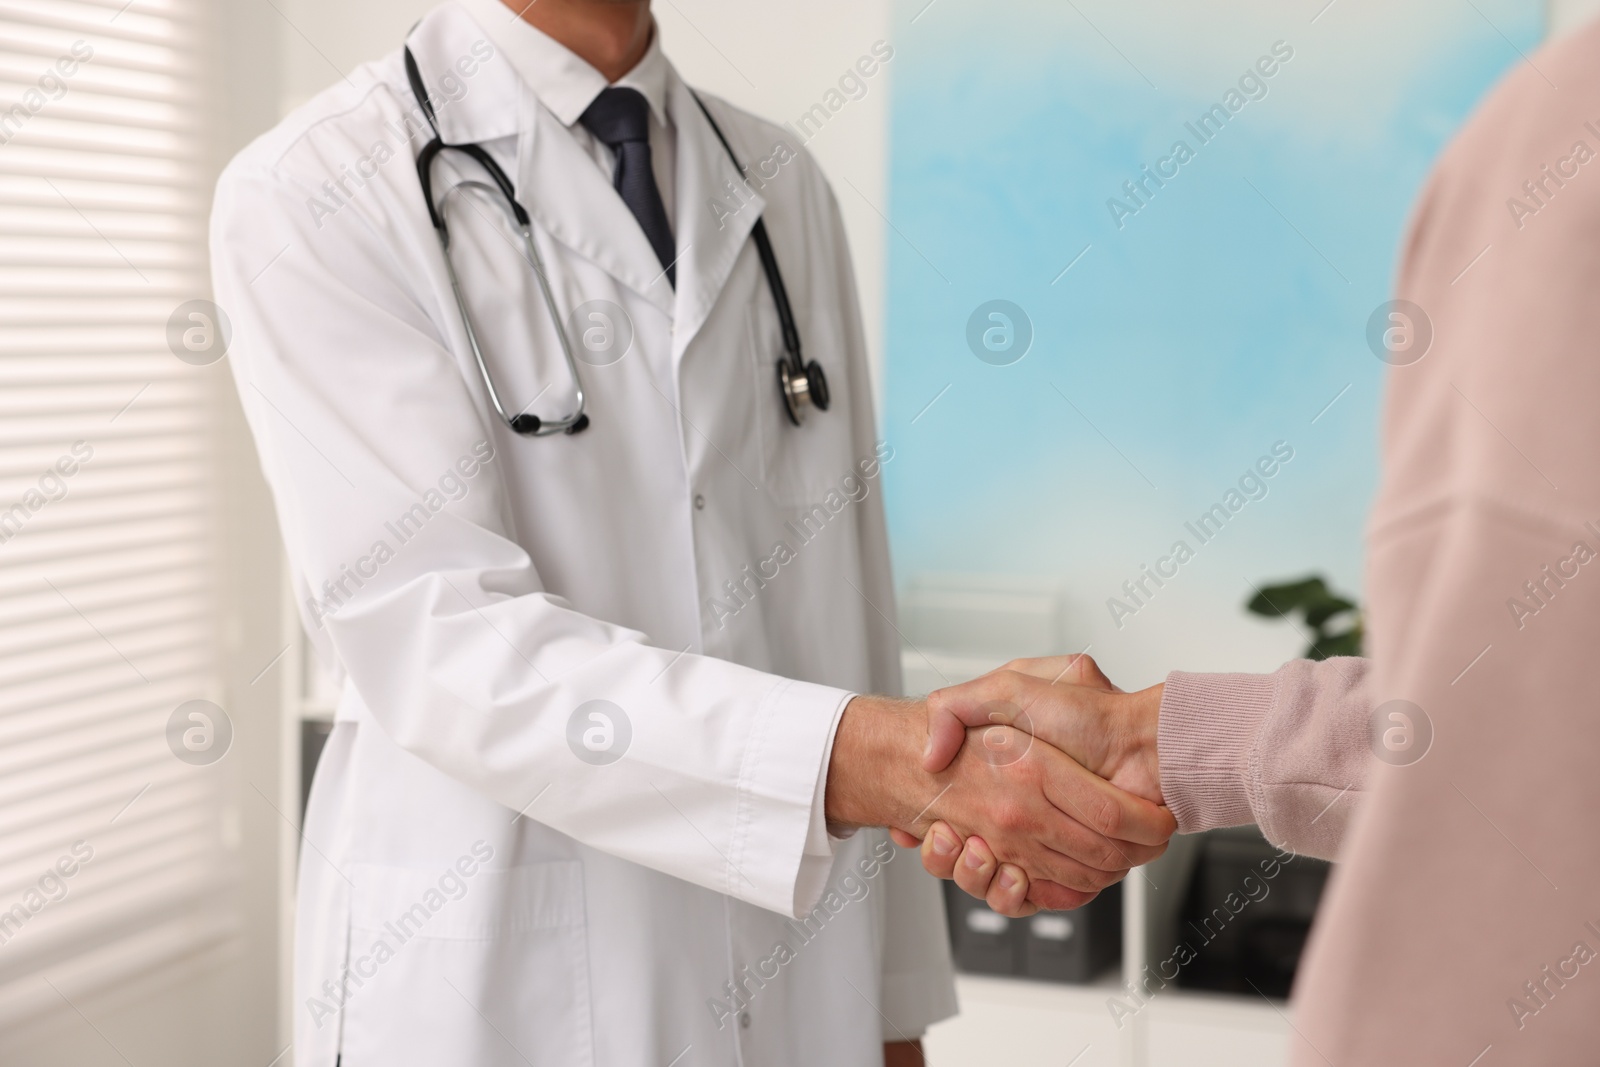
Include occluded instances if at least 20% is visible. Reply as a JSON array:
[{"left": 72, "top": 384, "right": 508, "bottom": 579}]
[{"left": 824, "top": 654, "right": 1170, "bottom": 918}]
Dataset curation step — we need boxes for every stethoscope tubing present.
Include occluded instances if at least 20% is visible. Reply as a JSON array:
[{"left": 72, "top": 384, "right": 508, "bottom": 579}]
[
  {"left": 403, "top": 44, "right": 824, "bottom": 437},
  {"left": 435, "top": 182, "right": 589, "bottom": 434}
]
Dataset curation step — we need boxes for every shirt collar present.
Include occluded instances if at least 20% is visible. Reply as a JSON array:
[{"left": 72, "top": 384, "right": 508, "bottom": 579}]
[
  {"left": 613, "top": 28, "right": 669, "bottom": 128},
  {"left": 455, "top": 0, "right": 670, "bottom": 129}
]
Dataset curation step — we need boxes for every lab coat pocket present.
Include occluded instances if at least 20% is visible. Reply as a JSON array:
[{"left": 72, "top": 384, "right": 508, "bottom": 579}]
[
  {"left": 746, "top": 300, "right": 854, "bottom": 510},
  {"left": 339, "top": 860, "right": 593, "bottom": 1067}
]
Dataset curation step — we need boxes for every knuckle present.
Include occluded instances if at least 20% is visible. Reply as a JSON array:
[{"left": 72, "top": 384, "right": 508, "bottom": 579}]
[
  {"left": 991, "top": 897, "right": 1026, "bottom": 919},
  {"left": 1087, "top": 865, "right": 1125, "bottom": 892},
  {"left": 995, "top": 669, "right": 1027, "bottom": 691},
  {"left": 954, "top": 863, "right": 992, "bottom": 898},
  {"left": 994, "top": 800, "right": 1030, "bottom": 835},
  {"left": 1057, "top": 867, "right": 1101, "bottom": 894},
  {"left": 1086, "top": 791, "right": 1122, "bottom": 839},
  {"left": 1027, "top": 882, "right": 1081, "bottom": 912},
  {"left": 1068, "top": 888, "right": 1102, "bottom": 910},
  {"left": 1015, "top": 757, "right": 1045, "bottom": 788},
  {"left": 1088, "top": 837, "right": 1124, "bottom": 873},
  {"left": 1119, "top": 841, "right": 1155, "bottom": 868},
  {"left": 961, "top": 838, "right": 992, "bottom": 868}
]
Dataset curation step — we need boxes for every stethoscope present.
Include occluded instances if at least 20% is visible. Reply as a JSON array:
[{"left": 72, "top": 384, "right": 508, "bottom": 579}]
[{"left": 403, "top": 47, "right": 830, "bottom": 436}]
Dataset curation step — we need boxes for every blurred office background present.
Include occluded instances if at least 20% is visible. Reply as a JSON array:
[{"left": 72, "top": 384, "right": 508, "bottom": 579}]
[{"left": 0, "top": 0, "right": 1588, "bottom": 1064}]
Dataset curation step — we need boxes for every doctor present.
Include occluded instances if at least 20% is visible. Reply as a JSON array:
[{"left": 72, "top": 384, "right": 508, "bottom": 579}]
[{"left": 211, "top": 0, "right": 1174, "bottom": 1063}]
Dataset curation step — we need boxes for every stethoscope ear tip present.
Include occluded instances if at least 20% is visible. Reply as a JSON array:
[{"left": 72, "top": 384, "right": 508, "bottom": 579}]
[{"left": 506, "top": 411, "right": 588, "bottom": 435}]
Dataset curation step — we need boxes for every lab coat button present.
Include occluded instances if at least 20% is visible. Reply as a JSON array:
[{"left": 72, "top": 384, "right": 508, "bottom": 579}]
[
  {"left": 739, "top": 1012, "right": 751, "bottom": 1029},
  {"left": 694, "top": 494, "right": 706, "bottom": 510}
]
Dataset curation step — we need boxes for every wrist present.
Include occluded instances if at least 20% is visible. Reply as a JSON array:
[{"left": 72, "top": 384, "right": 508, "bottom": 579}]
[
  {"left": 824, "top": 695, "right": 929, "bottom": 829},
  {"left": 1124, "top": 682, "right": 1164, "bottom": 804}
]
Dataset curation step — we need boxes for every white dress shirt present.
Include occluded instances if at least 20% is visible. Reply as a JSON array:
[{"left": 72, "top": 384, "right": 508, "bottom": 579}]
[{"left": 457, "top": 0, "right": 676, "bottom": 229}]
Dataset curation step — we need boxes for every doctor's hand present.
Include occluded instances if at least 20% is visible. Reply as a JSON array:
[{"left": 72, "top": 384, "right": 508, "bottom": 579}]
[
  {"left": 825, "top": 696, "right": 1173, "bottom": 903},
  {"left": 885, "top": 651, "right": 1119, "bottom": 852}
]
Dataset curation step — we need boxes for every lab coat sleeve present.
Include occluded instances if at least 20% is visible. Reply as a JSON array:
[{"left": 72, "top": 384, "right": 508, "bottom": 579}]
[
  {"left": 814, "top": 176, "right": 959, "bottom": 1035},
  {"left": 210, "top": 160, "right": 852, "bottom": 919}
]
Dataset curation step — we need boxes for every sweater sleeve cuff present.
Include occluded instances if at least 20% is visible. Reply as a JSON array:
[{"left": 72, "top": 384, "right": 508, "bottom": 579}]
[{"left": 1158, "top": 670, "right": 1277, "bottom": 834}]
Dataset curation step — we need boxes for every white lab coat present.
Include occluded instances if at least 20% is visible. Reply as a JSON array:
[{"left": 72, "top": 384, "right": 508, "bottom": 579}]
[{"left": 209, "top": 5, "right": 956, "bottom": 1065}]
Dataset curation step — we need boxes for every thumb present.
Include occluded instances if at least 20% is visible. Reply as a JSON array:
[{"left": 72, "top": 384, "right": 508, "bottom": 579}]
[
  {"left": 923, "top": 674, "right": 1029, "bottom": 772},
  {"left": 922, "top": 696, "right": 968, "bottom": 773}
]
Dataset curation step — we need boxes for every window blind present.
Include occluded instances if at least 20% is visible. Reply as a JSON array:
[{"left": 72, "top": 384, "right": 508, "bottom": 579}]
[{"left": 0, "top": 0, "right": 235, "bottom": 1024}]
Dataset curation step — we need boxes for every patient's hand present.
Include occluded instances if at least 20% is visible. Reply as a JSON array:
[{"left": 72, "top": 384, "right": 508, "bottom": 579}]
[{"left": 926, "top": 655, "right": 1163, "bottom": 805}]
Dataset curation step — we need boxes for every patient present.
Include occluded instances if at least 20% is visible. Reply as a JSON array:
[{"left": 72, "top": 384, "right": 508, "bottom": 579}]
[{"left": 903, "top": 17, "right": 1600, "bottom": 1064}]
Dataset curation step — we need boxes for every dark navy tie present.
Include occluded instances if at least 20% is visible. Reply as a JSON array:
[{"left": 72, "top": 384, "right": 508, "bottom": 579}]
[{"left": 579, "top": 87, "right": 676, "bottom": 287}]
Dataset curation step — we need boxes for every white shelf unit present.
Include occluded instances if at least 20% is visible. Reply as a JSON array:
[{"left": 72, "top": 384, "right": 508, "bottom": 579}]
[
  {"left": 925, "top": 975, "right": 1288, "bottom": 1067},
  {"left": 900, "top": 576, "right": 1297, "bottom": 1067},
  {"left": 914, "top": 777, "right": 1295, "bottom": 1067}
]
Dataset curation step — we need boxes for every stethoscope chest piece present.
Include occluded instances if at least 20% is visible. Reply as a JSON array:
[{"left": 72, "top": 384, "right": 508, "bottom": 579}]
[{"left": 777, "top": 357, "right": 830, "bottom": 426}]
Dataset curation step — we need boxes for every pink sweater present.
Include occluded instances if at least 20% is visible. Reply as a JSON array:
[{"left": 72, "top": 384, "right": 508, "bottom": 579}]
[{"left": 1158, "top": 21, "right": 1600, "bottom": 1063}]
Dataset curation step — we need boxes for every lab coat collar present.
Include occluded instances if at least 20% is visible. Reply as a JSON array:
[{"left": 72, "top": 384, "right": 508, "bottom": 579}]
[
  {"left": 403, "top": 4, "right": 667, "bottom": 311},
  {"left": 508, "top": 48, "right": 766, "bottom": 331},
  {"left": 664, "top": 69, "right": 766, "bottom": 361},
  {"left": 410, "top": 3, "right": 764, "bottom": 331},
  {"left": 513, "top": 82, "right": 680, "bottom": 316},
  {"left": 403, "top": 3, "right": 523, "bottom": 144}
]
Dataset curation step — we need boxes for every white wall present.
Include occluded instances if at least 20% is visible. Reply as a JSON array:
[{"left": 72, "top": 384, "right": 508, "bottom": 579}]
[
  {"left": 1550, "top": 0, "right": 1600, "bottom": 34},
  {"left": 274, "top": 0, "right": 894, "bottom": 405},
  {"left": 649, "top": 2, "right": 894, "bottom": 406}
]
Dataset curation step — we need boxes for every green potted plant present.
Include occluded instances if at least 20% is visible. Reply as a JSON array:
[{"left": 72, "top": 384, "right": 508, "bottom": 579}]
[{"left": 1245, "top": 575, "right": 1363, "bottom": 659}]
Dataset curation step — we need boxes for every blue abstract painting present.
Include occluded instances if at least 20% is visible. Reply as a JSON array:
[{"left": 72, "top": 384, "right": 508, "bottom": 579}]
[{"left": 880, "top": 0, "right": 1545, "bottom": 683}]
